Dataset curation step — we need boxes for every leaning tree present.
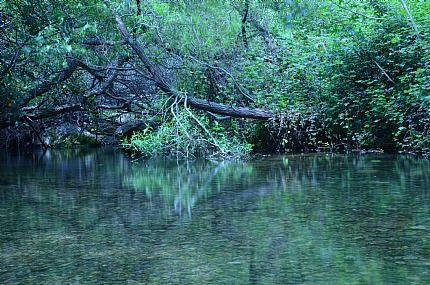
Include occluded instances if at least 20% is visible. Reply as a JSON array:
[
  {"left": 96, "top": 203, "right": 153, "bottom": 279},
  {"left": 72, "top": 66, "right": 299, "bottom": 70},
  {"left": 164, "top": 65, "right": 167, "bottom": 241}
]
[{"left": 1, "top": 0, "right": 277, "bottom": 153}]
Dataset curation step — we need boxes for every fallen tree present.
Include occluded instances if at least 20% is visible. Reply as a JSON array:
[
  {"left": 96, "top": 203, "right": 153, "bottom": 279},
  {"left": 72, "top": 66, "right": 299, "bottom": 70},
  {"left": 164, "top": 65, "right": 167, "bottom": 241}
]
[{"left": 114, "top": 15, "right": 274, "bottom": 121}]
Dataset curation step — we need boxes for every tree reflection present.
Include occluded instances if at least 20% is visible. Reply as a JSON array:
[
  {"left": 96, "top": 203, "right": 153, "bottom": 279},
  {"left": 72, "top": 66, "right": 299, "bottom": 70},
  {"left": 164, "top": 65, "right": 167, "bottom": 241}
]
[{"left": 1, "top": 150, "right": 430, "bottom": 284}]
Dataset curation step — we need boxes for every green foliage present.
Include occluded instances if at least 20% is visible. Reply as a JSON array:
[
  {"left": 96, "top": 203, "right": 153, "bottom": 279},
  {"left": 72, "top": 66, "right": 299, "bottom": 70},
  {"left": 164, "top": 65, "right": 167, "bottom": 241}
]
[
  {"left": 1, "top": 0, "right": 120, "bottom": 111},
  {"left": 320, "top": 10, "right": 430, "bottom": 151},
  {"left": 122, "top": 125, "right": 165, "bottom": 156},
  {"left": 2, "top": 0, "right": 430, "bottom": 154},
  {"left": 249, "top": 0, "right": 430, "bottom": 152},
  {"left": 123, "top": 109, "right": 252, "bottom": 158}
]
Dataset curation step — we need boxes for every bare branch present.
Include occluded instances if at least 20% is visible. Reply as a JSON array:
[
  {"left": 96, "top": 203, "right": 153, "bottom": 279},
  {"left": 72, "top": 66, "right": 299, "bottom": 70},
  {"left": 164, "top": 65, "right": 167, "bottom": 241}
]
[
  {"left": 25, "top": 57, "right": 79, "bottom": 105},
  {"left": 1, "top": 45, "right": 22, "bottom": 77},
  {"left": 189, "top": 55, "right": 255, "bottom": 103},
  {"left": 21, "top": 98, "right": 49, "bottom": 111},
  {"left": 85, "top": 57, "right": 128, "bottom": 98},
  {"left": 70, "top": 56, "right": 107, "bottom": 81},
  {"left": 83, "top": 39, "right": 116, "bottom": 46},
  {"left": 372, "top": 60, "right": 395, "bottom": 84},
  {"left": 96, "top": 104, "right": 129, "bottom": 110},
  {"left": 24, "top": 115, "right": 48, "bottom": 149},
  {"left": 207, "top": 111, "right": 233, "bottom": 120}
]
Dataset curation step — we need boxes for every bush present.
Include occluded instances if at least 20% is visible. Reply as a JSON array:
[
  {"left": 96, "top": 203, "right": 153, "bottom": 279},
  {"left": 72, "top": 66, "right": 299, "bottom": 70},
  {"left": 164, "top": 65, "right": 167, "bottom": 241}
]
[
  {"left": 321, "top": 16, "right": 430, "bottom": 151},
  {"left": 123, "top": 109, "right": 252, "bottom": 158}
]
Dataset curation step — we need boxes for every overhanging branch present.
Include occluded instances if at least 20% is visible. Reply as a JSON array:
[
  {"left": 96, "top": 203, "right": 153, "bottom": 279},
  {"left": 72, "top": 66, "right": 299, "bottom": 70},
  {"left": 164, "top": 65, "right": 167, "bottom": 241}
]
[
  {"left": 115, "top": 15, "right": 173, "bottom": 95},
  {"left": 183, "top": 96, "right": 273, "bottom": 120}
]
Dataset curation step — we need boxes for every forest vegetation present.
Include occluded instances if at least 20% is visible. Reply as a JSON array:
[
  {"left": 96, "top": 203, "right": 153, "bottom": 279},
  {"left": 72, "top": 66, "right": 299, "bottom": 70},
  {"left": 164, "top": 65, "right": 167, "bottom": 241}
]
[{"left": 1, "top": 0, "right": 429, "bottom": 157}]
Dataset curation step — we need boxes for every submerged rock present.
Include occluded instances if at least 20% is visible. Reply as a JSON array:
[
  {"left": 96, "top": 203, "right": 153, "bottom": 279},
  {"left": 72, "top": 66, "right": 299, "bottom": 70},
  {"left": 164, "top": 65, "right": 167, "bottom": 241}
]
[{"left": 114, "top": 120, "right": 156, "bottom": 138}]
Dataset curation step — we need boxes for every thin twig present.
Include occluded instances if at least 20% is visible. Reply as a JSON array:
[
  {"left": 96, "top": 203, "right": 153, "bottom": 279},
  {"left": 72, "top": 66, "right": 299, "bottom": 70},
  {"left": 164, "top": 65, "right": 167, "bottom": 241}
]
[
  {"left": 183, "top": 95, "right": 225, "bottom": 153},
  {"left": 372, "top": 60, "right": 395, "bottom": 84}
]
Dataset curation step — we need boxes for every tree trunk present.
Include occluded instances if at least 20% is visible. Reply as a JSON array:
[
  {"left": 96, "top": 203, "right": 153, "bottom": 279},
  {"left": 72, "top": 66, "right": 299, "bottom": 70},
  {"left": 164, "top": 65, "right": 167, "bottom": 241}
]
[{"left": 182, "top": 97, "right": 273, "bottom": 120}]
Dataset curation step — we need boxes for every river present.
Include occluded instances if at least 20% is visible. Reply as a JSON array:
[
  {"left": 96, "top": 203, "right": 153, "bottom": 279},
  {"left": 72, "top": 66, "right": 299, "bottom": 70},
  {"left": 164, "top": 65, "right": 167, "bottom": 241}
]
[{"left": 1, "top": 148, "right": 430, "bottom": 284}]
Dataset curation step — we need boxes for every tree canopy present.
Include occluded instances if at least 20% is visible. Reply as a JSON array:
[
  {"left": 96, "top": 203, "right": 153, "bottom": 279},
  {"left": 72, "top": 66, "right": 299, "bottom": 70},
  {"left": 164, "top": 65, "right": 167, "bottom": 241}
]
[{"left": 1, "top": 0, "right": 429, "bottom": 156}]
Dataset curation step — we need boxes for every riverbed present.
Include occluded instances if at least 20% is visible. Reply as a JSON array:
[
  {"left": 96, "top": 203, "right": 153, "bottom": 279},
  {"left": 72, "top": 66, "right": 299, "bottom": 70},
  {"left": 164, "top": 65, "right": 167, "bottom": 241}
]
[{"left": 1, "top": 148, "right": 429, "bottom": 284}]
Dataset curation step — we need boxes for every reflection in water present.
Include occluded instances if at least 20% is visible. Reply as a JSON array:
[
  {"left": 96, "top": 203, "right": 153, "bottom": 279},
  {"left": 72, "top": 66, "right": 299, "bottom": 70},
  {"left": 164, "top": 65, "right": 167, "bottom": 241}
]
[{"left": 0, "top": 148, "right": 430, "bottom": 284}]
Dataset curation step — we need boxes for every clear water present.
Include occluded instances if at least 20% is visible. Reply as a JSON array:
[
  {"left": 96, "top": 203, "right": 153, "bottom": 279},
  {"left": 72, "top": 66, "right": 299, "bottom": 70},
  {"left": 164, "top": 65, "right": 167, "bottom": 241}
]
[{"left": 1, "top": 148, "right": 430, "bottom": 284}]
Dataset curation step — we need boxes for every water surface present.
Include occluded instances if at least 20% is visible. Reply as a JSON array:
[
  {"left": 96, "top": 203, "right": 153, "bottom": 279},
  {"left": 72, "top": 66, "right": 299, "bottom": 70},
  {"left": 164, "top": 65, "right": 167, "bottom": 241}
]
[{"left": 1, "top": 148, "right": 430, "bottom": 284}]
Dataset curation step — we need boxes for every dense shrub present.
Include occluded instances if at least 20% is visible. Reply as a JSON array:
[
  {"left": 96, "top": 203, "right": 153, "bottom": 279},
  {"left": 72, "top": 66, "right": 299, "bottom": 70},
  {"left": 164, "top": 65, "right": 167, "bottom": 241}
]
[{"left": 322, "top": 16, "right": 429, "bottom": 151}]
